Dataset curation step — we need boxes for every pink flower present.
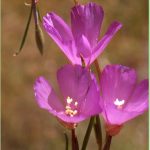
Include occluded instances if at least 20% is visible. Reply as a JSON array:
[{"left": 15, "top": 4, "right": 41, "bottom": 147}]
[
  {"left": 43, "top": 3, "right": 122, "bottom": 66},
  {"left": 34, "top": 65, "right": 101, "bottom": 126},
  {"left": 100, "top": 65, "right": 148, "bottom": 135}
]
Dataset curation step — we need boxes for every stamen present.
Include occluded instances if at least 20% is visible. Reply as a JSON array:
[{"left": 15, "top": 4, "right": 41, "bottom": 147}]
[
  {"left": 65, "top": 97, "right": 78, "bottom": 117},
  {"left": 67, "top": 97, "right": 73, "bottom": 104},
  {"left": 65, "top": 106, "right": 71, "bottom": 109},
  {"left": 114, "top": 98, "right": 125, "bottom": 109},
  {"left": 74, "top": 101, "right": 78, "bottom": 106},
  {"left": 73, "top": 110, "right": 78, "bottom": 115}
]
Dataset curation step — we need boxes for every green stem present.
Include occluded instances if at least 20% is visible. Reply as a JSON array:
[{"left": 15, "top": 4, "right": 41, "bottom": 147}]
[
  {"left": 64, "top": 132, "right": 69, "bottom": 150},
  {"left": 81, "top": 117, "right": 95, "bottom": 150},
  {"left": 103, "top": 134, "right": 112, "bottom": 150},
  {"left": 94, "top": 116, "right": 102, "bottom": 150},
  {"left": 93, "top": 59, "right": 103, "bottom": 150}
]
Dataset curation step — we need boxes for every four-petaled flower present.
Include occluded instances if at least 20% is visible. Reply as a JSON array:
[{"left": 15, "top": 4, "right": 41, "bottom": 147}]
[
  {"left": 34, "top": 64, "right": 101, "bottom": 126},
  {"left": 100, "top": 65, "right": 148, "bottom": 135},
  {"left": 43, "top": 2, "right": 122, "bottom": 66}
]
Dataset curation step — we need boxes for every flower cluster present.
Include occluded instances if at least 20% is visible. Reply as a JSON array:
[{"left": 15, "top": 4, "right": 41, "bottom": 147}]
[{"left": 34, "top": 2, "right": 148, "bottom": 137}]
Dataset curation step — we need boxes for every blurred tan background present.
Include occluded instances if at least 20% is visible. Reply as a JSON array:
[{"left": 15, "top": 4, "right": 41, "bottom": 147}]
[{"left": 2, "top": 0, "right": 148, "bottom": 149}]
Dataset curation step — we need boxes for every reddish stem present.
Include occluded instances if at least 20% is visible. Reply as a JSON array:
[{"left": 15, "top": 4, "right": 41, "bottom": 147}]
[
  {"left": 71, "top": 129, "right": 79, "bottom": 150},
  {"left": 103, "top": 134, "right": 112, "bottom": 150},
  {"left": 94, "top": 59, "right": 101, "bottom": 82}
]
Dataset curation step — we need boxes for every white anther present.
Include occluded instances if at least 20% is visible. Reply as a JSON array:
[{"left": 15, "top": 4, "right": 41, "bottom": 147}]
[
  {"left": 67, "top": 97, "right": 73, "bottom": 104},
  {"left": 73, "top": 110, "right": 78, "bottom": 115},
  {"left": 74, "top": 102, "right": 78, "bottom": 106},
  {"left": 65, "top": 97, "right": 79, "bottom": 117},
  {"left": 65, "top": 106, "right": 71, "bottom": 110},
  {"left": 114, "top": 98, "right": 125, "bottom": 108}
]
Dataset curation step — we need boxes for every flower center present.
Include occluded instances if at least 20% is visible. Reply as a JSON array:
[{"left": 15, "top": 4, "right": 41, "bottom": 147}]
[
  {"left": 65, "top": 96, "right": 78, "bottom": 117},
  {"left": 114, "top": 98, "right": 125, "bottom": 109}
]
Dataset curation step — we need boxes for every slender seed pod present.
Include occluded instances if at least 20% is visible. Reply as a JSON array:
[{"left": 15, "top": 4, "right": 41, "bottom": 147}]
[{"left": 35, "top": 24, "right": 44, "bottom": 55}]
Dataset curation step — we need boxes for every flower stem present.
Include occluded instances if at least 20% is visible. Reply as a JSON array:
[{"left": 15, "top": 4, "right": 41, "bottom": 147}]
[
  {"left": 94, "top": 59, "right": 101, "bottom": 82},
  {"left": 93, "top": 59, "right": 103, "bottom": 150},
  {"left": 81, "top": 117, "right": 95, "bottom": 150},
  {"left": 94, "top": 116, "right": 102, "bottom": 150},
  {"left": 71, "top": 129, "right": 79, "bottom": 150},
  {"left": 103, "top": 134, "right": 112, "bottom": 150},
  {"left": 64, "top": 132, "right": 69, "bottom": 150}
]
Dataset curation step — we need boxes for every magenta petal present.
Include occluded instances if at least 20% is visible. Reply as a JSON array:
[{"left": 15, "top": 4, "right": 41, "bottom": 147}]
[
  {"left": 103, "top": 91, "right": 148, "bottom": 124},
  {"left": 56, "top": 113, "right": 87, "bottom": 123},
  {"left": 125, "top": 79, "right": 148, "bottom": 112},
  {"left": 102, "top": 105, "right": 139, "bottom": 125},
  {"left": 100, "top": 65, "right": 136, "bottom": 103},
  {"left": 71, "top": 2, "right": 104, "bottom": 53},
  {"left": 57, "top": 64, "right": 91, "bottom": 103},
  {"left": 33, "top": 76, "right": 86, "bottom": 123},
  {"left": 100, "top": 65, "right": 148, "bottom": 125},
  {"left": 34, "top": 76, "right": 63, "bottom": 112},
  {"left": 43, "top": 13, "right": 81, "bottom": 65},
  {"left": 56, "top": 65, "right": 101, "bottom": 123},
  {"left": 80, "top": 74, "right": 102, "bottom": 116},
  {"left": 75, "top": 35, "right": 92, "bottom": 58},
  {"left": 34, "top": 65, "right": 102, "bottom": 124},
  {"left": 89, "top": 22, "right": 122, "bottom": 64}
]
